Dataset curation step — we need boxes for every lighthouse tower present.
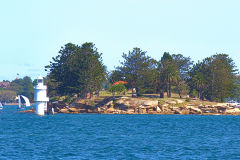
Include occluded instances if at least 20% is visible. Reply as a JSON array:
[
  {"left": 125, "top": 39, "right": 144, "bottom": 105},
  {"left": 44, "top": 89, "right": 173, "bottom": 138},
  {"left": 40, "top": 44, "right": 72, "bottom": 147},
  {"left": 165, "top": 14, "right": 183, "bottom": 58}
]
[{"left": 34, "top": 76, "right": 49, "bottom": 115}]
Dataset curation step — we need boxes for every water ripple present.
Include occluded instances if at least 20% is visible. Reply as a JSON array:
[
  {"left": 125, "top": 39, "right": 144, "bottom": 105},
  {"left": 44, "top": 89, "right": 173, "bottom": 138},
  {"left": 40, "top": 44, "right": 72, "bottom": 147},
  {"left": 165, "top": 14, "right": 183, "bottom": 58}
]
[{"left": 1, "top": 106, "right": 240, "bottom": 159}]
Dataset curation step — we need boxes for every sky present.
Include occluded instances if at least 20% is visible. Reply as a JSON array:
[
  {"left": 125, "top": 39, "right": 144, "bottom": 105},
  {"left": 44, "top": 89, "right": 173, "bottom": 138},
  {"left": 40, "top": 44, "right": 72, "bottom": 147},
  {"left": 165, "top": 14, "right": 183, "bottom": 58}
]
[{"left": 0, "top": 0, "right": 240, "bottom": 81}]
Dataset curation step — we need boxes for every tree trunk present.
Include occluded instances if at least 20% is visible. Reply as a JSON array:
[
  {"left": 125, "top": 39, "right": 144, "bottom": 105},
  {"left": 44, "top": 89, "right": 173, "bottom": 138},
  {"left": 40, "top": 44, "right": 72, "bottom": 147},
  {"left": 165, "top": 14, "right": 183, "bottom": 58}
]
[
  {"left": 166, "top": 82, "right": 169, "bottom": 97},
  {"left": 179, "top": 92, "right": 182, "bottom": 99},
  {"left": 96, "top": 90, "right": 100, "bottom": 97},
  {"left": 160, "top": 92, "right": 164, "bottom": 98},
  {"left": 168, "top": 81, "right": 171, "bottom": 98},
  {"left": 112, "top": 92, "right": 115, "bottom": 100},
  {"left": 199, "top": 90, "right": 204, "bottom": 100},
  {"left": 136, "top": 88, "right": 140, "bottom": 97}
]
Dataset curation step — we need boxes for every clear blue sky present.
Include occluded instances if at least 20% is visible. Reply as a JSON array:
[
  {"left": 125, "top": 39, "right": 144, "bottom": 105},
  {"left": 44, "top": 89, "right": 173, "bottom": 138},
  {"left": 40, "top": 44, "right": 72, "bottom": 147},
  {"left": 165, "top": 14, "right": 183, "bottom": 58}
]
[{"left": 0, "top": 0, "right": 240, "bottom": 81}]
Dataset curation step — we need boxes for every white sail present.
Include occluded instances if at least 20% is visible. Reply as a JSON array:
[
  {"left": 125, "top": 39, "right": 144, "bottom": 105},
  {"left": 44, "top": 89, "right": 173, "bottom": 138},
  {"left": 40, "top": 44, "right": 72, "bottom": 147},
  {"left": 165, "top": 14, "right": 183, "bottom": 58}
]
[
  {"left": 20, "top": 95, "right": 31, "bottom": 107},
  {"left": 0, "top": 102, "right": 3, "bottom": 109},
  {"left": 18, "top": 95, "right": 21, "bottom": 108}
]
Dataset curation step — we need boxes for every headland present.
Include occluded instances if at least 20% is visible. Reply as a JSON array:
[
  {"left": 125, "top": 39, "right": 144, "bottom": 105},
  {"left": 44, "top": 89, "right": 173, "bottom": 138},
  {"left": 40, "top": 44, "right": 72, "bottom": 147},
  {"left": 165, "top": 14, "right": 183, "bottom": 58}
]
[{"left": 24, "top": 93, "right": 240, "bottom": 115}]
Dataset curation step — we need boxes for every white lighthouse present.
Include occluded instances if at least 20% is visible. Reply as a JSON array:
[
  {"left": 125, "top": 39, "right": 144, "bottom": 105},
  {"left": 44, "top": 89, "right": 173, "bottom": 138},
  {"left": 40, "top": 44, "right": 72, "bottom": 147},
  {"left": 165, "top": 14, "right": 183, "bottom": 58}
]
[{"left": 34, "top": 76, "right": 49, "bottom": 116}]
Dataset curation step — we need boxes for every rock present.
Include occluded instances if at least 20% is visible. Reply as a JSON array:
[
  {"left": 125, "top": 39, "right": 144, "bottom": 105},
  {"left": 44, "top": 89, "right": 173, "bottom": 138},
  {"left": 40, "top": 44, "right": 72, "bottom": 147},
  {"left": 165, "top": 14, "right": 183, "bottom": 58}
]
[
  {"left": 129, "top": 100, "right": 143, "bottom": 106},
  {"left": 69, "top": 108, "right": 80, "bottom": 113},
  {"left": 162, "top": 104, "right": 169, "bottom": 107},
  {"left": 105, "top": 101, "right": 113, "bottom": 106},
  {"left": 181, "top": 109, "right": 190, "bottom": 114},
  {"left": 126, "top": 108, "right": 135, "bottom": 114},
  {"left": 225, "top": 108, "right": 240, "bottom": 114},
  {"left": 216, "top": 106, "right": 227, "bottom": 113},
  {"left": 174, "top": 109, "right": 182, "bottom": 114},
  {"left": 186, "top": 106, "right": 202, "bottom": 114},
  {"left": 216, "top": 103, "right": 228, "bottom": 107},
  {"left": 59, "top": 108, "right": 70, "bottom": 113},
  {"left": 167, "top": 101, "right": 177, "bottom": 105},
  {"left": 117, "top": 99, "right": 130, "bottom": 106},
  {"left": 107, "top": 107, "right": 115, "bottom": 112},
  {"left": 156, "top": 106, "right": 161, "bottom": 112},
  {"left": 176, "top": 99, "right": 184, "bottom": 104},
  {"left": 116, "top": 99, "right": 125, "bottom": 104},
  {"left": 143, "top": 100, "right": 158, "bottom": 106}
]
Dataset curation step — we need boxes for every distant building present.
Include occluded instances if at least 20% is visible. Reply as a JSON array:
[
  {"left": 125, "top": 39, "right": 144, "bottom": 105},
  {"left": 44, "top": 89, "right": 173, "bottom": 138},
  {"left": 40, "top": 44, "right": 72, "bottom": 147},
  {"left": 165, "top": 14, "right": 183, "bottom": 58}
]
[{"left": 0, "top": 81, "right": 11, "bottom": 89}]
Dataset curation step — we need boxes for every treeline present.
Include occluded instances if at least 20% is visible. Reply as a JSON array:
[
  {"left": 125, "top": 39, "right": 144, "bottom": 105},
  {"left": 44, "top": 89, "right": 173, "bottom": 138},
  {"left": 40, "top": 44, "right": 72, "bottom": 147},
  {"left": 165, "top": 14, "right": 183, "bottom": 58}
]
[
  {"left": 0, "top": 76, "right": 34, "bottom": 102},
  {"left": 45, "top": 42, "right": 240, "bottom": 102}
]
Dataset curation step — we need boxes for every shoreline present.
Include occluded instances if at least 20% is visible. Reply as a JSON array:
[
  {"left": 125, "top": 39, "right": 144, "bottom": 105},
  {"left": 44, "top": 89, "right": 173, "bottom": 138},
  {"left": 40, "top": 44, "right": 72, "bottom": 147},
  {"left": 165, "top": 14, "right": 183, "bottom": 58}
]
[{"left": 21, "top": 96, "right": 240, "bottom": 115}]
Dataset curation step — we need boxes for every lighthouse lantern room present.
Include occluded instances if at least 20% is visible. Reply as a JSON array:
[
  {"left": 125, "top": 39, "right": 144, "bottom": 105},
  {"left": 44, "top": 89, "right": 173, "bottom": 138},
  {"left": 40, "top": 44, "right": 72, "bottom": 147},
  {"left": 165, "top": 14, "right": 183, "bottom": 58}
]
[{"left": 34, "top": 76, "right": 49, "bottom": 115}]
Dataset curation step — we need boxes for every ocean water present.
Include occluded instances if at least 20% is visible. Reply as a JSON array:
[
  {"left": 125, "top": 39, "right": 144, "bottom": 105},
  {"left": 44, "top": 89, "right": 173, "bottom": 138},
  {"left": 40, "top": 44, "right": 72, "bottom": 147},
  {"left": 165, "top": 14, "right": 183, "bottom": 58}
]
[{"left": 1, "top": 106, "right": 240, "bottom": 159}]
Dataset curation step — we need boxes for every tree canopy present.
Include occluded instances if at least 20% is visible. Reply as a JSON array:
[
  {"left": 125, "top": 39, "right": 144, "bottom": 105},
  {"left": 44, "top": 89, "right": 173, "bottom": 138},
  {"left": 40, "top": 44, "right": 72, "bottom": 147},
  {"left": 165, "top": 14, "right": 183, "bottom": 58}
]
[
  {"left": 45, "top": 42, "right": 106, "bottom": 98},
  {"left": 119, "top": 47, "right": 156, "bottom": 97}
]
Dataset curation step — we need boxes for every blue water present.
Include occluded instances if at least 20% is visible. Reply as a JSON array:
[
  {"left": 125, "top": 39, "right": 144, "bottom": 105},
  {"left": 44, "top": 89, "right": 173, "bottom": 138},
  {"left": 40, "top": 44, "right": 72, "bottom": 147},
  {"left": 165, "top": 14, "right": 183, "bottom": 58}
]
[{"left": 1, "top": 106, "right": 240, "bottom": 159}]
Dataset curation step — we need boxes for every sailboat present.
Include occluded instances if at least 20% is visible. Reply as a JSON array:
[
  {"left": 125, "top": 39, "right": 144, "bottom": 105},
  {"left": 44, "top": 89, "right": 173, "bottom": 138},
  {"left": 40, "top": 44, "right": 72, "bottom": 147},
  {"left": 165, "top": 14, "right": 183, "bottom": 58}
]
[
  {"left": 17, "top": 95, "right": 31, "bottom": 109},
  {"left": 0, "top": 102, "right": 3, "bottom": 110}
]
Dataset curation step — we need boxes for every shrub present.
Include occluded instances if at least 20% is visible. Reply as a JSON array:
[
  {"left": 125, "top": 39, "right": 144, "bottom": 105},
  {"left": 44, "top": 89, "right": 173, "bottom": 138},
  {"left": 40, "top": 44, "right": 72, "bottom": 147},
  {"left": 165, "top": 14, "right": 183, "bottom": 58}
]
[{"left": 185, "top": 97, "right": 191, "bottom": 102}]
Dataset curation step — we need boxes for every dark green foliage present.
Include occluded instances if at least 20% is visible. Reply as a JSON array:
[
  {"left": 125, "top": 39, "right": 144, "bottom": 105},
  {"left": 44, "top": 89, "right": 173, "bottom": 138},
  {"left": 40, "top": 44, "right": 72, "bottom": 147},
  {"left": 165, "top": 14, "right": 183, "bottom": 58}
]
[
  {"left": 185, "top": 97, "right": 191, "bottom": 102},
  {"left": 174, "top": 80, "right": 189, "bottom": 98},
  {"left": 0, "top": 90, "right": 16, "bottom": 102},
  {"left": 188, "top": 54, "right": 239, "bottom": 102},
  {"left": 108, "top": 70, "right": 124, "bottom": 84},
  {"left": 119, "top": 48, "right": 157, "bottom": 97},
  {"left": 172, "top": 54, "right": 193, "bottom": 80},
  {"left": 45, "top": 42, "right": 106, "bottom": 98},
  {"left": 41, "top": 43, "right": 239, "bottom": 102},
  {"left": 158, "top": 52, "right": 180, "bottom": 98},
  {"left": 21, "top": 76, "right": 34, "bottom": 100},
  {"left": 108, "top": 83, "right": 127, "bottom": 99},
  {"left": 8, "top": 76, "right": 34, "bottom": 101}
]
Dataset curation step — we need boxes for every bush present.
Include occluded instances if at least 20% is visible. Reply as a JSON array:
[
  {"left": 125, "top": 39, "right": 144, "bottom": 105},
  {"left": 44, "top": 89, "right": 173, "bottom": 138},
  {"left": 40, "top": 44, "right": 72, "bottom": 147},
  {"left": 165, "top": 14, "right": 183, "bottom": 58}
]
[
  {"left": 192, "top": 89, "right": 198, "bottom": 98},
  {"left": 64, "top": 96, "right": 71, "bottom": 103},
  {"left": 185, "top": 97, "right": 191, "bottom": 102}
]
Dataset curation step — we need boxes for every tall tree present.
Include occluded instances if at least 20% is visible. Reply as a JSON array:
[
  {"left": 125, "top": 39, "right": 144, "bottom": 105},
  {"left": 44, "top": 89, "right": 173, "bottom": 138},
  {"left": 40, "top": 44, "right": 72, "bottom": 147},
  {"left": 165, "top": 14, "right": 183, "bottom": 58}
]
[
  {"left": 108, "top": 70, "right": 125, "bottom": 84},
  {"left": 0, "top": 90, "right": 16, "bottom": 102},
  {"left": 45, "top": 42, "right": 106, "bottom": 98},
  {"left": 9, "top": 76, "right": 34, "bottom": 101},
  {"left": 172, "top": 54, "right": 193, "bottom": 98},
  {"left": 21, "top": 76, "right": 34, "bottom": 100},
  {"left": 189, "top": 54, "right": 239, "bottom": 102},
  {"left": 159, "top": 52, "right": 179, "bottom": 98},
  {"left": 119, "top": 48, "right": 153, "bottom": 97},
  {"left": 172, "top": 54, "right": 193, "bottom": 80}
]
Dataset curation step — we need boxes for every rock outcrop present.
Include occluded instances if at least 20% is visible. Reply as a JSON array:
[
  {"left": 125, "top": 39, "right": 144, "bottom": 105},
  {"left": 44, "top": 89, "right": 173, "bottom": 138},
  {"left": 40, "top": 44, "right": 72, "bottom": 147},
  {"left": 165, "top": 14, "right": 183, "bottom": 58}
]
[{"left": 22, "top": 97, "right": 240, "bottom": 115}]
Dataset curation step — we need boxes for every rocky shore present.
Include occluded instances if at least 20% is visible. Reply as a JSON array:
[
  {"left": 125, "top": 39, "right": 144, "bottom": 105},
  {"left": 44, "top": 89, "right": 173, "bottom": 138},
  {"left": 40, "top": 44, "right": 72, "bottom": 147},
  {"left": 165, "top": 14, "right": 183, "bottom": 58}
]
[{"left": 26, "top": 97, "right": 240, "bottom": 115}]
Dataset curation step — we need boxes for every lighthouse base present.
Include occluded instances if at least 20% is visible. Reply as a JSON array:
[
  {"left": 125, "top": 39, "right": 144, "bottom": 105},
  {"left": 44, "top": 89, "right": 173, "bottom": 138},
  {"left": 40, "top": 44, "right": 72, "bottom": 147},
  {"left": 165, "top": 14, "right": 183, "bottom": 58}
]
[{"left": 36, "top": 102, "right": 47, "bottom": 116}]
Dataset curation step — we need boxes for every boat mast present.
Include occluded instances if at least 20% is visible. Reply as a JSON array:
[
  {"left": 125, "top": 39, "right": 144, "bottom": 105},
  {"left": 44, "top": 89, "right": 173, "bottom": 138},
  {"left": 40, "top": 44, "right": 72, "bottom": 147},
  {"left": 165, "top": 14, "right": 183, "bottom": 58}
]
[{"left": 18, "top": 95, "right": 21, "bottom": 108}]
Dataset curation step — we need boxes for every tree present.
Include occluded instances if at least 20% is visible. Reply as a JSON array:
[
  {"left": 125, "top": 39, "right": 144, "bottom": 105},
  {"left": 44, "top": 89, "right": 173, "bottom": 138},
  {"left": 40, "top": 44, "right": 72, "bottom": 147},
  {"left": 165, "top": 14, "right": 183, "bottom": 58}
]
[
  {"left": 119, "top": 48, "right": 154, "bottom": 97},
  {"left": 209, "top": 54, "right": 238, "bottom": 102},
  {"left": 45, "top": 43, "right": 79, "bottom": 95},
  {"left": 108, "top": 83, "right": 127, "bottom": 99},
  {"left": 0, "top": 90, "right": 17, "bottom": 102},
  {"left": 22, "top": 76, "right": 34, "bottom": 100},
  {"left": 174, "top": 80, "right": 189, "bottom": 98},
  {"left": 188, "top": 54, "right": 239, "bottom": 102},
  {"left": 172, "top": 54, "right": 193, "bottom": 98},
  {"left": 45, "top": 42, "right": 106, "bottom": 98},
  {"left": 159, "top": 52, "right": 179, "bottom": 98},
  {"left": 108, "top": 70, "right": 125, "bottom": 84},
  {"left": 8, "top": 76, "right": 34, "bottom": 101},
  {"left": 172, "top": 54, "right": 193, "bottom": 80}
]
